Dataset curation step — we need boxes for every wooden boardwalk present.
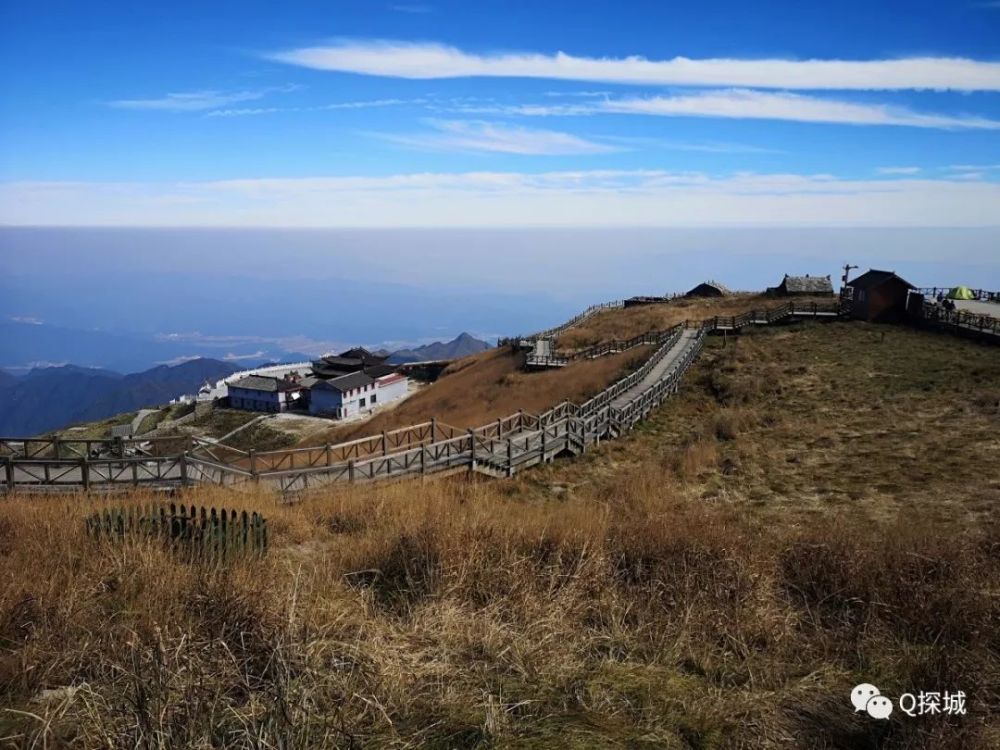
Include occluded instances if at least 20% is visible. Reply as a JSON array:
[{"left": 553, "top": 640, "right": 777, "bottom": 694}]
[
  {"left": 2, "top": 301, "right": 839, "bottom": 496},
  {"left": 610, "top": 329, "right": 699, "bottom": 411}
]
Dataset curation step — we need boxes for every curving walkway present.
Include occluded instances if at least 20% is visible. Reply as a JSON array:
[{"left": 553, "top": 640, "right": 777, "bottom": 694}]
[{"left": 2, "top": 301, "right": 841, "bottom": 495}]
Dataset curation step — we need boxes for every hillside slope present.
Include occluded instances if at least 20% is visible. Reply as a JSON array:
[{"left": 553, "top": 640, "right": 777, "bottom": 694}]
[
  {"left": 0, "top": 358, "right": 237, "bottom": 435},
  {"left": 3, "top": 319, "right": 998, "bottom": 748},
  {"left": 307, "top": 343, "right": 652, "bottom": 444}
]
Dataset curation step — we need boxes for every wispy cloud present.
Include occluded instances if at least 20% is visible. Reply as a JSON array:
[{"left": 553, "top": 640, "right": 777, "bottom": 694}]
[
  {"left": 600, "top": 90, "right": 1000, "bottom": 129},
  {"left": 110, "top": 85, "right": 299, "bottom": 112},
  {"left": 207, "top": 97, "right": 418, "bottom": 117},
  {"left": 269, "top": 40, "right": 1000, "bottom": 91},
  {"left": 4, "top": 170, "right": 999, "bottom": 228},
  {"left": 876, "top": 166, "right": 922, "bottom": 175},
  {"left": 946, "top": 163, "right": 1000, "bottom": 171},
  {"left": 381, "top": 119, "right": 622, "bottom": 155},
  {"left": 603, "top": 136, "right": 780, "bottom": 154},
  {"left": 445, "top": 90, "right": 999, "bottom": 130},
  {"left": 110, "top": 90, "right": 266, "bottom": 112},
  {"left": 388, "top": 3, "right": 433, "bottom": 12}
]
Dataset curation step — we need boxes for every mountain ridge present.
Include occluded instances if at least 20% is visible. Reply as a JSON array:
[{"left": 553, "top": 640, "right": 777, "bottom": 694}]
[
  {"left": 0, "top": 358, "right": 238, "bottom": 436},
  {"left": 387, "top": 332, "right": 491, "bottom": 364}
]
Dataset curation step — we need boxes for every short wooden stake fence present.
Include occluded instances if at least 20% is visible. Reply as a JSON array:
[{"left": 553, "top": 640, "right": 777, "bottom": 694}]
[{"left": 85, "top": 502, "right": 268, "bottom": 560}]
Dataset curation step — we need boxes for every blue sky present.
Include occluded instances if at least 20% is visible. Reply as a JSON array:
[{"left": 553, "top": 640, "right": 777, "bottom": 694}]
[{"left": 1, "top": 0, "right": 999, "bottom": 226}]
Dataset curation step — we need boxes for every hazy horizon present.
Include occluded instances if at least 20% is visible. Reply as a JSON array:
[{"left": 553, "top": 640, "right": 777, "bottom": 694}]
[{"left": 2, "top": 225, "right": 999, "bottom": 372}]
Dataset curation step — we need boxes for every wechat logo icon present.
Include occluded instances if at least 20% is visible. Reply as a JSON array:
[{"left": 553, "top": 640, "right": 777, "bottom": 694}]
[{"left": 852, "top": 683, "right": 893, "bottom": 720}]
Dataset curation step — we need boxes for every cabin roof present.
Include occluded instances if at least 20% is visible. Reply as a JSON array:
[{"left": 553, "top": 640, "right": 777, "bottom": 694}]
[
  {"left": 781, "top": 274, "right": 834, "bottom": 293},
  {"left": 847, "top": 269, "right": 915, "bottom": 291}
]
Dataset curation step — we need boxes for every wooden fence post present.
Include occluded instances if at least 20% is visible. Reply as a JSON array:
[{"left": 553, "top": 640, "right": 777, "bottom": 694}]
[
  {"left": 348, "top": 459, "right": 355, "bottom": 483},
  {"left": 507, "top": 439, "right": 514, "bottom": 477},
  {"left": 80, "top": 456, "right": 90, "bottom": 490},
  {"left": 469, "top": 429, "right": 477, "bottom": 470},
  {"left": 325, "top": 443, "right": 332, "bottom": 466},
  {"left": 4, "top": 458, "right": 13, "bottom": 492}
]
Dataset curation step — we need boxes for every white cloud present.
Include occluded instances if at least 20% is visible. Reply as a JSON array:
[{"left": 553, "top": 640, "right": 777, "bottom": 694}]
[
  {"left": 381, "top": 119, "right": 621, "bottom": 154},
  {"left": 207, "top": 97, "right": 417, "bottom": 117},
  {"left": 876, "top": 167, "right": 922, "bottom": 175},
  {"left": 388, "top": 3, "right": 433, "bottom": 12},
  {"left": 110, "top": 90, "right": 268, "bottom": 112},
  {"left": 110, "top": 85, "right": 300, "bottom": 112},
  {"left": 946, "top": 163, "right": 1000, "bottom": 170},
  {"left": 3, "top": 171, "right": 999, "bottom": 228},
  {"left": 444, "top": 90, "right": 999, "bottom": 130},
  {"left": 269, "top": 40, "right": 1000, "bottom": 91},
  {"left": 600, "top": 90, "right": 1000, "bottom": 129}
]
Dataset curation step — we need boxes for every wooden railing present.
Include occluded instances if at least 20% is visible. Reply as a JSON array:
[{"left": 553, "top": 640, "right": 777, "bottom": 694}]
[
  {"left": 498, "top": 299, "right": 624, "bottom": 347},
  {"left": 918, "top": 301, "right": 1000, "bottom": 339},
  {"left": 0, "top": 302, "right": 842, "bottom": 495},
  {"left": 524, "top": 300, "right": 839, "bottom": 368},
  {"left": 918, "top": 288, "right": 1000, "bottom": 304}
]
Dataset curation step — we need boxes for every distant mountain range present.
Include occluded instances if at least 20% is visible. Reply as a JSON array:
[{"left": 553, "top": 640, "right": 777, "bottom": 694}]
[
  {"left": 387, "top": 333, "right": 492, "bottom": 364},
  {"left": 0, "top": 359, "right": 237, "bottom": 436},
  {"left": 0, "top": 333, "right": 492, "bottom": 436},
  {"left": 0, "top": 319, "right": 313, "bottom": 375}
]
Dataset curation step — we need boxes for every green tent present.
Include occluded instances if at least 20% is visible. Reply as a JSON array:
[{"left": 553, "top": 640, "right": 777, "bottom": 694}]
[{"left": 947, "top": 286, "right": 975, "bottom": 300}]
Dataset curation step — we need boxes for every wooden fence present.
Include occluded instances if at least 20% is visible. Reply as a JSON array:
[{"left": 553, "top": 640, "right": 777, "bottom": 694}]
[
  {"left": 0, "top": 435, "right": 192, "bottom": 460},
  {"left": 918, "top": 287, "right": 1000, "bottom": 304},
  {"left": 86, "top": 502, "right": 267, "bottom": 560},
  {"left": 524, "top": 300, "right": 839, "bottom": 368},
  {"left": 1, "top": 301, "right": 841, "bottom": 495},
  {"left": 917, "top": 300, "right": 1000, "bottom": 341},
  {"left": 498, "top": 299, "right": 624, "bottom": 347}
]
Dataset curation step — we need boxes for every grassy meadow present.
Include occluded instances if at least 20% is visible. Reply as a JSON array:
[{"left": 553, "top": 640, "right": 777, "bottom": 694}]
[{"left": 2, "top": 320, "right": 999, "bottom": 748}]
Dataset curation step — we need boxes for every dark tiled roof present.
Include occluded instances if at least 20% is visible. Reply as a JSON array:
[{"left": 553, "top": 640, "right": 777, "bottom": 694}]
[
  {"left": 686, "top": 280, "right": 730, "bottom": 296},
  {"left": 315, "top": 356, "right": 364, "bottom": 369},
  {"left": 847, "top": 269, "right": 915, "bottom": 290},
  {"left": 782, "top": 274, "right": 834, "bottom": 293},
  {"left": 340, "top": 347, "right": 375, "bottom": 359},
  {"left": 230, "top": 375, "right": 301, "bottom": 393},
  {"left": 364, "top": 364, "right": 398, "bottom": 378},
  {"left": 313, "top": 372, "right": 374, "bottom": 393}
]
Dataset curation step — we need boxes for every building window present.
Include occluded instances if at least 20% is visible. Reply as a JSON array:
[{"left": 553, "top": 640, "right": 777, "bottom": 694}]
[
  {"left": 360, "top": 397, "right": 366, "bottom": 408},
  {"left": 371, "top": 393, "right": 377, "bottom": 404}
]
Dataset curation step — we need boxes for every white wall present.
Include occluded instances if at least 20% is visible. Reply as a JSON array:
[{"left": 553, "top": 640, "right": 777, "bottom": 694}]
[
  {"left": 196, "top": 362, "right": 311, "bottom": 402},
  {"left": 375, "top": 375, "right": 408, "bottom": 405}
]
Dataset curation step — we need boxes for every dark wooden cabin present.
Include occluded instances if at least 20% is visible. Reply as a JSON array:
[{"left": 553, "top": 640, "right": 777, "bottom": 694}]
[{"left": 844, "top": 269, "right": 915, "bottom": 322}]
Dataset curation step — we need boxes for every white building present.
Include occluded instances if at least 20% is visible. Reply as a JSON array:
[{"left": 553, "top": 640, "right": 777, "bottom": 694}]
[
  {"left": 228, "top": 374, "right": 305, "bottom": 413},
  {"left": 305, "top": 371, "right": 409, "bottom": 419}
]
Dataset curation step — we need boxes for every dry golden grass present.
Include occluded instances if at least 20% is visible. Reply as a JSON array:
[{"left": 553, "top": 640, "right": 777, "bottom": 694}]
[
  {"left": 557, "top": 294, "right": 835, "bottom": 351},
  {"left": 306, "top": 345, "right": 652, "bottom": 444},
  {"left": 303, "top": 295, "right": 820, "bottom": 448},
  {"left": 2, "top": 319, "right": 999, "bottom": 748}
]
